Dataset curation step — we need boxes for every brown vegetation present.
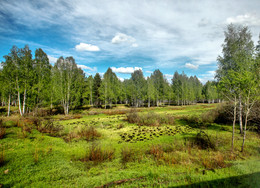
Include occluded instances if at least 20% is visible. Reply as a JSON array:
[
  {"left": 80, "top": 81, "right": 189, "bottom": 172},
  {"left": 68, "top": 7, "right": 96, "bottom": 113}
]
[
  {"left": 126, "top": 111, "right": 175, "bottom": 126},
  {"left": 81, "top": 143, "right": 115, "bottom": 164}
]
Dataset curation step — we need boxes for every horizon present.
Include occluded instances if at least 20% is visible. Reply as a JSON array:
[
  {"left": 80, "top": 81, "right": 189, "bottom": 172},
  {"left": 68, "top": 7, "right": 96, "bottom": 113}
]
[{"left": 1, "top": 0, "right": 260, "bottom": 83}]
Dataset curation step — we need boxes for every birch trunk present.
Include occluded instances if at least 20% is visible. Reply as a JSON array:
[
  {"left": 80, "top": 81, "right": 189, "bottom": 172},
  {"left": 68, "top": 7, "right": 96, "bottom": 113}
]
[
  {"left": 239, "top": 96, "right": 243, "bottom": 134},
  {"left": 232, "top": 97, "right": 237, "bottom": 152},
  {"left": 241, "top": 109, "right": 249, "bottom": 152},
  {"left": 18, "top": 90, "right": 22, "bottom": 116},
  {"left": 22, "top": 89, "right": 26, "bottom": 115},
  {"left": 8, "top": 94, "right": 11, "bottom": 117}
]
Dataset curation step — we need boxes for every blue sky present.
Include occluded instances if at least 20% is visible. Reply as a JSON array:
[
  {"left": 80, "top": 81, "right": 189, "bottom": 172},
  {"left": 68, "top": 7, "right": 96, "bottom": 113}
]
[{"left": 1, "top": 0, "right": 260, "bottom": 83}]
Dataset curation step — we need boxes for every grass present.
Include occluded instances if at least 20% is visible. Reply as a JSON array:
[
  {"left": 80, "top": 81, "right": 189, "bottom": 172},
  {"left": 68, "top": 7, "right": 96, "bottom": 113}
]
[{"left": 0, "top": 104, "right": 259, "bottom": 187}]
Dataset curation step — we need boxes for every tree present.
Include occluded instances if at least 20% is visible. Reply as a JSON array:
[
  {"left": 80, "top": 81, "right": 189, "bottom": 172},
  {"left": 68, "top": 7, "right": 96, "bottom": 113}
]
[
  {"left": 34, "top": 48, "right": 51, "bottom": 110},
  {"left": 1, "top": 53, "right": 16, "bottom": 116},
  {"left": 84, "top": 76, "right": 94, "bottom": 106},
  {"left": 130, "top": 70, "right": 146, "bottom": 107},
  {"left": 93, "top": 73, "right": 102, "bottom": 107},
  {"left": 172, "top": 71, "right": 182, "bottom": 105},
  {"left": 52, "top": 56, "right": 84, "bottom": 114},
  {"left": 216, "top": 24, "right": 256, "bottom": 151},
  {"left": 2, "top": 45, "right": 34, "bottom": 116},
  {"left": 100, "top": 68, "right": 120, "bottom": 108},
  {"left": 202, "top": 81, "right": 218, "bottom": 103},
  {"left": 151, "top": 69, "right": 165, "bottom": 106},
  {"left": 147, "top": 76, "right": 156, "bottom": 107},
  {"left": 217, "top": 24, "right": 254, "bottom": 134}
]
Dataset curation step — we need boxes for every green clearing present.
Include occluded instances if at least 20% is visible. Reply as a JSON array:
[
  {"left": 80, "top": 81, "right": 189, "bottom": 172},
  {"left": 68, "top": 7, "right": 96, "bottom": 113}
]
[{"left": 0, "top": 104, "right": 259, "bottom": 187}]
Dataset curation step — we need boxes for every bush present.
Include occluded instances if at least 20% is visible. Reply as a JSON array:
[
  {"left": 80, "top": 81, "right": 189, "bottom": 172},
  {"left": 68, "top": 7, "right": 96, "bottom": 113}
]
[
  {"left": 78, "top": 126, "right": 101, "bottom": 141},
  {"left": 121, "top": 147, "right": 135, "bottom": 166},
  {"left": 181, "top": 103, "right": 234, "bottom": 127},
  {"left": 82, "top": 143, "right": 115, "bottom": 164},
  {"left": 147, "top": 144, "right": 177, "bottom": 165},
  {"left": 248, "top": 101, "right": 260, "bottom": 134},
  {"left": 0, "top": 145, "right": 4, "bottom": 167},
  {"left": 148, "top": 145, "right": 164, "bottom": 161},
  {"left": 0, "top": 120, "right": 6, "bottom": 139},
  {"left": 126, "top": 111, "right": 175, "bottom": 126},
  {"left": 38, "top": 119, "right": 64, "bottom": 136},
  {"left": 126, "top": 109, "right": 140, "bottom": 124},
  {"left": 66, "top": 126, "right": 101, "bottom": 142},
  {"left": 193, "top": 131, "right": 216, "bottom": 150},
  {"left": 201, "top": 152, "right": 228, "bottom": 169}
]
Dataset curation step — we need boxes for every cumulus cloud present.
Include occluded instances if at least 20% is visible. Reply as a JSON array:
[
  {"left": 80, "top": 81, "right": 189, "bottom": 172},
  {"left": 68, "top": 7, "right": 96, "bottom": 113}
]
[
  {"left": 48, "top": 55, "right": 58, "bottom": 64},
  {"left": 118, "top": 77, "right": 125, "bottom": 82},
  {"left": 111, "top": 33, "right": 136, "bottom": 45},
  {"left": 1, "top": 0, "right": 260, "bottom": 84},
  {"left": 226, "top": 14, "right": 260, "bottom": 26},
  {"left": 111, "top": 67, "right": 142, "bottom": 74},
  {"left": 75, "top": 43, "right": 100, "bottom": 52},
  {"left": 164, "top": 74, "right": 173, "bottom": 83},
  {"left": 198, "top": 71, "right": 216, "bottom": 84},
  {"left": 77, "top": 64, "right": 97, "bottom": 72},
  {"left": 185, "top": 63, "right": 199, "bottom": 70}
]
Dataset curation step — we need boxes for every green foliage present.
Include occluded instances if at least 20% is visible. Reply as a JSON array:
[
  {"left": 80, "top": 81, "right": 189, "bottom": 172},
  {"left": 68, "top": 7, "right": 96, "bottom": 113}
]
[
  {"left": 0, "top": 104, "right": 259, "bottom": 187},
  {"left": 93, "top": 73, "right": 102, "bottom": 107},
  {"left": 126, "top": 111, "right": 175, "bottom": 126}
]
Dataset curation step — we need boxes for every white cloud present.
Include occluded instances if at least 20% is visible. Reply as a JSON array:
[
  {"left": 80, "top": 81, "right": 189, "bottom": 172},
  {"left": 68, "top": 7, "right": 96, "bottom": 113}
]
[
  {"left": 164, "top": 74, "right": 173, "bottom": 83},
  {"left": 146, "top": 70, "right": 153, "bottom": 74},
  {"left": 132, "top": 43, "right": 138, "bottom": 47},
  {"left": 111, "top": 33, "right": 136, "bottom": 44},
  {"left": 48, "top": 55, "right": 58, "bottom": 64},
  {"left": 185, "top": 63, "right": 199, "bottom": 70},
  {"left": 111, "top": 67, "right": 142, "bottom": 74},
  {"left": 118, "top": 77, "right": 125, "bottom": 82},
  {"left": 77, "top": 64, "right": 97, "bottom": 72},
  {"left": 198, "top": 71, "right": 216, "bottom": 84},
  {"left": 226, "top": 14, "right": 260, "bottom": 26},
  {"left": 75, "top": 43, "right": 100, "bottom": 52},
  {"left": 1, "top": 0, "right": 260, "bottom": 75}
]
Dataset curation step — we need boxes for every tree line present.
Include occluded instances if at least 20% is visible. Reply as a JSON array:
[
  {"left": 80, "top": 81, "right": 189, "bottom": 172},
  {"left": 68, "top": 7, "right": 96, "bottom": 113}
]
[
  {"left": 0, "top": 24, "right": 259, "bottom": 121},
  {"left": 0, "top": 47, "right": 219, "bottom": 116}
]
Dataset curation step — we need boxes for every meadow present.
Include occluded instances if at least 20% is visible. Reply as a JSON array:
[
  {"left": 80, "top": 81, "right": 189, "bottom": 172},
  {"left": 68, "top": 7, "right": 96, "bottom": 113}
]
[{"left": 0, "top": 104, "right": 259, "bottom": 187}]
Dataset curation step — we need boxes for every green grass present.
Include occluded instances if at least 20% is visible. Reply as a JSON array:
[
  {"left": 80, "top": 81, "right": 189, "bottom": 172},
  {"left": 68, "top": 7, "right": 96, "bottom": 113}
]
[{"left": 0, "top": 104, "right": 259, "bottom": 187}]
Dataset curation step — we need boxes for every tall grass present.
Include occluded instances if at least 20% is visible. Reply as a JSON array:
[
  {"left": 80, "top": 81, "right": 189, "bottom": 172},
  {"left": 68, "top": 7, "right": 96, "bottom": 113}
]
[
  {"left": 126, "top": 111, "right": 175, "bottom": 126},
  {"left": 81, "top": 143, "right": 115, "bottom": 164},
  {"left": 0, "top": 119, "right": 6, "bottom": 139}
]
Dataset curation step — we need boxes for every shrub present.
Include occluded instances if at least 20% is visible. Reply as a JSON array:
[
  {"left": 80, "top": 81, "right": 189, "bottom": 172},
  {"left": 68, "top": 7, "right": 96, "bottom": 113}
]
[
  {"left": 126, "top": 111, "right": 175, "bottom": 126},
  {"left": 78, "top": 126, "right": 101, "bottom": 141},
  {"left": 201, "top": 152, "right": 228, "bottom": 169},
  {"left": 126, "top": 109, "right": 140, "bottom": 124},
  {"left": 65, "top": 126, "right": 101, "bottom": 142},
  {"left": 38, "top": 119, "right": 64, "bottom": 136},
  {"left": 0, "top": 145, "right": 4, "bottom": 166},
  {"left": 193, "top": 131, "right": 216, "bottom": 150},
  {"left": 248, "top": 101, "right": 260, "bottom": 134},
  {"left": 82, "top": 143, "right": 115, "bottom": 164},
  {"left": 211, "top": 104, "right": 233, "bottom": 124},
  {"left": 148, "top": 145, "right": 164, "bottom": 161},
  {"left": 121, "top": 147, "right": 135, "bottom": 166},
  {"left": 147, "top": 144, "right": 177, "bottom": 165},
  {"left": 0, "top": 120, "right": 6, "bottom": 139}
]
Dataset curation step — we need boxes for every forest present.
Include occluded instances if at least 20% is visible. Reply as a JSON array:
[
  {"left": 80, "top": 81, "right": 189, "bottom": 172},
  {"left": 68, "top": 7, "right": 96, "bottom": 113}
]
[
  {"left": 0, "top": 24, "right": 259, "bottom": 187},
  {"left": 0, "top": 46, "right": 219, "bottom": 116}
]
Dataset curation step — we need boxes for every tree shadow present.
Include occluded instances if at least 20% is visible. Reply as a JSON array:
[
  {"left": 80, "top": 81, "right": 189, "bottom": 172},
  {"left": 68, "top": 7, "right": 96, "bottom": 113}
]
[{"left": 171, "top": 172, "right": 260, "bottom": 188}]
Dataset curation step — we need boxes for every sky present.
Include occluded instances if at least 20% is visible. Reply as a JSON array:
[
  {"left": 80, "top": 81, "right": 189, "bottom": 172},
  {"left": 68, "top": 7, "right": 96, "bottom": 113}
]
[{"left": 1, "top": 0, "right": 260, "bottom": 83}]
